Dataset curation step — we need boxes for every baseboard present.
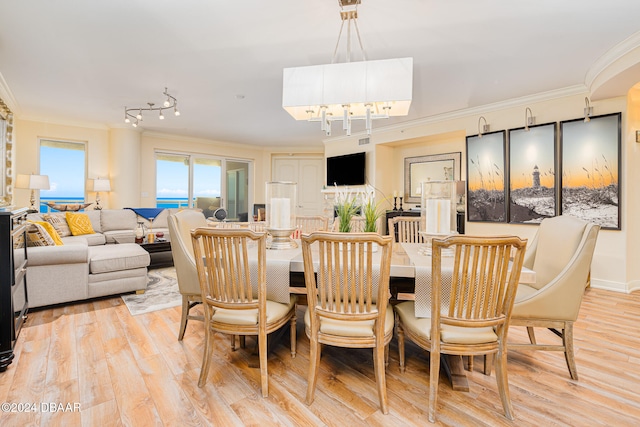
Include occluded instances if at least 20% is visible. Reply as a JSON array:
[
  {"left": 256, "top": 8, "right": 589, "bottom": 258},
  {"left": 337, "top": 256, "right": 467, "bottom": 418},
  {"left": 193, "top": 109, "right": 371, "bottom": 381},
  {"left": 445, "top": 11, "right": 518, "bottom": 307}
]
[{"left": 591, "top": 278, "right": 639, "bottom": 293}]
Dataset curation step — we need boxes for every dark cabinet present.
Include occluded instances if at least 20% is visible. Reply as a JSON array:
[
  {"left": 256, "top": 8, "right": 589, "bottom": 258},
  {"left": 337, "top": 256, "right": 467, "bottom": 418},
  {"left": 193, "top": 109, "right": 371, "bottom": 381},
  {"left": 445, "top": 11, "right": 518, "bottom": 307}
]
[{"left": 0, "top": 208, "right": 29, "bottom": 372}]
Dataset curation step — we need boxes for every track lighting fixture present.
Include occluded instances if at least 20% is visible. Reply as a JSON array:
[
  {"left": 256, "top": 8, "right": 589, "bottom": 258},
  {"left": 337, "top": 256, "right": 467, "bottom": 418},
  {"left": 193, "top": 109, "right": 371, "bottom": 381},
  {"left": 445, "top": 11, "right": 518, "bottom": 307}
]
[{"left": 124, "top": 88, "right": 180, "bottom": 127}]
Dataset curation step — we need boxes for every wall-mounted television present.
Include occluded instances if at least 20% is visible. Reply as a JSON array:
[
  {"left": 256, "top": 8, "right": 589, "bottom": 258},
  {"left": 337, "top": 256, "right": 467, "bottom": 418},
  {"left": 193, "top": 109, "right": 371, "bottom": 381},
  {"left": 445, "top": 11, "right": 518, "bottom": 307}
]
[{"left": 326, "top": 152, "right": 366, "bottom": 186}]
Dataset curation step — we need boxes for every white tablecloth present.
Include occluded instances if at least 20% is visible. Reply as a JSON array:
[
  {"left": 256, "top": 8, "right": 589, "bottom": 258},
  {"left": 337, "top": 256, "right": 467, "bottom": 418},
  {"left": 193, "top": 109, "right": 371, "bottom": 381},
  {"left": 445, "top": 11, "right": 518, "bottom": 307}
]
[{"left": 248, "top": 244, "right": 300, "bottom": 304}]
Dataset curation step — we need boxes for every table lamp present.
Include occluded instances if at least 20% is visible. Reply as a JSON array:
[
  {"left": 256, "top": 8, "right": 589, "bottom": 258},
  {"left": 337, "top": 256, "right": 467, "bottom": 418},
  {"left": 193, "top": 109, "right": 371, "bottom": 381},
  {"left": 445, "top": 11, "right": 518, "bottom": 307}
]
[
  {"left": 16, "top": 173, "right": 50, "bottom": 212},
  {"left": 90, "top": 178, "right": 111, "bottom": 210}
]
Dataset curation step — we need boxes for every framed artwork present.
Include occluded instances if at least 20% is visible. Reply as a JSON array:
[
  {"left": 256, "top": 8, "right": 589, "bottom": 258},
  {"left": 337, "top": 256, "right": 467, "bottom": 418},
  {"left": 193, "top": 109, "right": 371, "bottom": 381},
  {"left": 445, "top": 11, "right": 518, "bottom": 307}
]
[
  {"left": 404, "top": 152, "right": 461, "bottom": 204},
  {"left": 560, "top": 113, "right": 621, "bottom": 230},
  {"left": 508, "top": 123, "right": 557, "bottom": 224},
  {"left": 466, "top": 131, "right": 506, "bottom": 222}
]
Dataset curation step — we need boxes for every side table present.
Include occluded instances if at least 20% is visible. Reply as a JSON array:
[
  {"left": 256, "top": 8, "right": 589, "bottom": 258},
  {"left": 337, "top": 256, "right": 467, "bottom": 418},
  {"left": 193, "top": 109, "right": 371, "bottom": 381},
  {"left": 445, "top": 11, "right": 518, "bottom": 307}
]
[{"left": 140, "top": 241, "right": 174, "bottom": 269}]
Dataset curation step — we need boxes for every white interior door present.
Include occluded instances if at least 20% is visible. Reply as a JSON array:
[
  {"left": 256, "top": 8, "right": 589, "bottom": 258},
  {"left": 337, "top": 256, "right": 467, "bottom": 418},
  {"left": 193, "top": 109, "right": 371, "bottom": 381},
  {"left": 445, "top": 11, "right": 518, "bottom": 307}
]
[{"left": 273, "top": 156, "right": 324, "bottom": 216}]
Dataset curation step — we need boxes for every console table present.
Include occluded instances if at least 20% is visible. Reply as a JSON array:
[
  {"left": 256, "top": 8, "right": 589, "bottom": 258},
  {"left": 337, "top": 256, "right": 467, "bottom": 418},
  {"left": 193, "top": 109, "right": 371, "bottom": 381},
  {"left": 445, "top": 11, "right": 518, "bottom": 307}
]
[{"left": 0, "top": 208, "right": 29, "bottom": 372}]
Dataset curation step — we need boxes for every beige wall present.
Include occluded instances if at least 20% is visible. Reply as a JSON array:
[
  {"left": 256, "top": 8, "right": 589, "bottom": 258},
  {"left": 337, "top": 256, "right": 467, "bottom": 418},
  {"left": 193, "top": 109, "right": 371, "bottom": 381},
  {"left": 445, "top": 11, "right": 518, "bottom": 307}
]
[{"left": 324, "top": 92, "right": 636, "bottom": 292}]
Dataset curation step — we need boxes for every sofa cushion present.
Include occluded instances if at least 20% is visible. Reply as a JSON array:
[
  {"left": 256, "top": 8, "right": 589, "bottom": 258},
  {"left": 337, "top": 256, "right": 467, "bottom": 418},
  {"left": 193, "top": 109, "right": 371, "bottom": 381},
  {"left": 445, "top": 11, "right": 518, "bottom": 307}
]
[
  {"left": 26, "top": 223, "right": 57, "bottom": 247},
  {"left": 66, "top": 212, "right": 96, "bottom": 236},
  {"left": 88, "top": 244, "right": 150, "bottom": 274},
  {"left": 101, "top": 209, "right": 137, "bottom": 232},
  {"left": 62, "top": 233, "right": 106, "bottom": 246},
  {"left": 104, "top": 231, "right": 135, "bottom": 244},
  {"left": 43, "top": 213, "right": 72, "bottom": 237}
]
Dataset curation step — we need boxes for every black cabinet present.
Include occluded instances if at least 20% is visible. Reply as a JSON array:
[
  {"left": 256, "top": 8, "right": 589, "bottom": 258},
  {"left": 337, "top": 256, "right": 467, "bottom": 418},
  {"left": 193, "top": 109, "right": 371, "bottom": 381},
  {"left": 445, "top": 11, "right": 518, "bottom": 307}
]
[
  {"left": 0, "top": 208, "right": 29, "bottom": 372},
  {"left": 385, "top": 210, "right": 465, "bottom": 236}
]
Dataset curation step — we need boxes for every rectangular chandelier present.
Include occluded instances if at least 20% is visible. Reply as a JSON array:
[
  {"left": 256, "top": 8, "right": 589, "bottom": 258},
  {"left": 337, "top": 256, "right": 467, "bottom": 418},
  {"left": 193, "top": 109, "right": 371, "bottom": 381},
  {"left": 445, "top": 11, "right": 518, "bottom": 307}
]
[{"left": 282, "top": 57, "right": 413, "bottom": 135}]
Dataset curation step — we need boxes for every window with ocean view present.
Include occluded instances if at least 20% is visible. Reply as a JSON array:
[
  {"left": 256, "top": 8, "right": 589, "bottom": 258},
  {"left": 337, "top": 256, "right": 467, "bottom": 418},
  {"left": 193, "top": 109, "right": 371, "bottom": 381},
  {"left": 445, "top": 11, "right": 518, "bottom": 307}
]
[
  {"left": 156, "top": 151, "right": 249, "bottom": 220},
  {"left": 39, "top": 139, "right": 86, "bottom": 213}
]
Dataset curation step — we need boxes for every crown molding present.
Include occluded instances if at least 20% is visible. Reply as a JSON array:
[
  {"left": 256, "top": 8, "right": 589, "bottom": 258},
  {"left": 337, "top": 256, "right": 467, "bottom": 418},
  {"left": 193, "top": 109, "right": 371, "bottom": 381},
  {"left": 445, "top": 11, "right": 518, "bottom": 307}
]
[
  {"left": 324, "top": 84, "right": 587, "bottom": 143},
  {"left": 0, "top": 73, "right": 19, "bottom": 114},
  {"left": 17, "top": 114, "right": 109, "bottom": 131},
  {"left": 585, "top": 30, "right": 640, "bottom": 89}
]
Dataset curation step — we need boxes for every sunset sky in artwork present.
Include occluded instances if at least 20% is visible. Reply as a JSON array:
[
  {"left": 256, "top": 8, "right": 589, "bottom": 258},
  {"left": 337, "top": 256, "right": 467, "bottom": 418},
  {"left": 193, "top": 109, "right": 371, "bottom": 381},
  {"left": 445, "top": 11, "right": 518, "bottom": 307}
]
[
  {"left": 467, "top": 132, "right": 505, "bottom": 192},
  {"left": 561, "top": 115, "right": 619, "bottom": 188},
  {"left": 510, "top": 124, "right": 555, "bottom": 190}
]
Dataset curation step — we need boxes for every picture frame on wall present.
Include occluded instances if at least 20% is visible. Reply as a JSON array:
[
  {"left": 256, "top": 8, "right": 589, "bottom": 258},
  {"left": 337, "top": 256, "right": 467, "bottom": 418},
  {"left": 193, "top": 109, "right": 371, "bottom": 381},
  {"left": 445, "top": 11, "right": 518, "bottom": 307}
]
[
  {"left": 508, "top": 123, "right": 557, "bottom": 224},
  {"left": 560, "top": 113, "right": 621, "bottom": 230},
  {"left": 466, "top": 130, "right": 507, "bottom": 223},
  {"left": 403, "top": 152, "right": 461, "bottom": 204}
]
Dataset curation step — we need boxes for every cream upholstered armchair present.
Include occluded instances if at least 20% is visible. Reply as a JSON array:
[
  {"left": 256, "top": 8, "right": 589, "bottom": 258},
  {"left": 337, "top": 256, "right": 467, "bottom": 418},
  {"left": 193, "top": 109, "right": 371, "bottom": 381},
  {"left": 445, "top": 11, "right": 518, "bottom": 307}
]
[
  {"left": 509, "top": 215, "right": 600, "bottom": 380},
  {"left": 167, "top": 210, "right": 207, "bottom": 340}
]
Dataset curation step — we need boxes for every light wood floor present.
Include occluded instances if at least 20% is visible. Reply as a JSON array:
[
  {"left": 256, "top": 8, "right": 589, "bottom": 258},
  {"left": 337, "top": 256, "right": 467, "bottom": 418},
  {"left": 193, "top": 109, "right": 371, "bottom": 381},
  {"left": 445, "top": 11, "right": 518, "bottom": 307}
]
[{"left": 1, "top": 286, "right": 639, "bottom": 426}]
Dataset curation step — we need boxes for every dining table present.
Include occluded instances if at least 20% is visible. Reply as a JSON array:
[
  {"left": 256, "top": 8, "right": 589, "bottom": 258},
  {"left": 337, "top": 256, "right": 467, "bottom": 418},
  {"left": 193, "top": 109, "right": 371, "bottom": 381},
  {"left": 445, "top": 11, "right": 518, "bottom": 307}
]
[{"left": 257, "top": 239, "right": 536, "bottom": 392}]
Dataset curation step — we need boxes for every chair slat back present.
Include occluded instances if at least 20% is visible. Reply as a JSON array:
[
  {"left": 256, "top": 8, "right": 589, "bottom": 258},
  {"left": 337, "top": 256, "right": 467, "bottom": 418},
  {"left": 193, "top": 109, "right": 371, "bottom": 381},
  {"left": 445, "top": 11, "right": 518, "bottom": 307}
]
[
  {"left": 301, "top": 232, "right": 393, "bottom": 322},
  {"left": 191, "top": 227, "right": 266, "bottom": 310},
  {"left": 431, "top": 235, "right": 526, "bottom": 331},
  {"left": 295, "top": 216, "right": 329, "bottom": 234},
  {"left": 388, "top": 216, "right": 424, "bottom": 243}
]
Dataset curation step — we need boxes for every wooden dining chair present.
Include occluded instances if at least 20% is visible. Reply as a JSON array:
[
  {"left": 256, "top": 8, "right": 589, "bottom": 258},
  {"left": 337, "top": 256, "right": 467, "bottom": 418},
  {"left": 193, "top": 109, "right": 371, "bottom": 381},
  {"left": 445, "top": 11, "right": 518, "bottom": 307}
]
[
  {"left": 394, "top": 235, "right": 527, "bottom": 422},
  {"left": 300, "top": 231, "right": 394, "bottom": 414},
  {"left": 295, "top": 215, "right": 329, "bottom": 234},
  {"left": 387, "top": 216, "right": 424, "bottom": 243},
  {"left": 190, "top": 227, "right": 297, "bottom": 397}
]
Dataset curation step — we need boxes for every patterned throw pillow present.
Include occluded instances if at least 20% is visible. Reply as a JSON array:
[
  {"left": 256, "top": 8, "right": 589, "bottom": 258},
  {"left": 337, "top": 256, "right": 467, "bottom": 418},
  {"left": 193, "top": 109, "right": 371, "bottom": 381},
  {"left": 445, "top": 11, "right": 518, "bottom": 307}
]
[
  {"left": 28, "top": 220, "right": 63, "bottom": 245},
  {"left": 43, "top": 213, "right": 72, "bottom": 237},
  {"left": 66, "top": 212, "right": 96, "bottom": 236},
  {"left": 26, "top": 223, "right": 56, "bottom": 247}
]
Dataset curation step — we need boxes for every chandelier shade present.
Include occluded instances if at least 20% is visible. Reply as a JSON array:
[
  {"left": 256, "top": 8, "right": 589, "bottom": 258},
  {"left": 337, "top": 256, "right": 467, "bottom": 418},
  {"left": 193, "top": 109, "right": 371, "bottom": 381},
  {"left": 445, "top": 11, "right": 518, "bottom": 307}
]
[{"left": 283, "top": 57, "right": 413, "bottom": 122}]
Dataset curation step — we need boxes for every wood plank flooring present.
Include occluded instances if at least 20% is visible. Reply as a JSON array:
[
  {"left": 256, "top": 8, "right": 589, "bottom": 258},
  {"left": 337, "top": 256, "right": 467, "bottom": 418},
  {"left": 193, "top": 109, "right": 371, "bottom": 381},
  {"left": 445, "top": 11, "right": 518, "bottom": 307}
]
[{"left": 1, "top": 286, "right": 639, "bottom": 426}]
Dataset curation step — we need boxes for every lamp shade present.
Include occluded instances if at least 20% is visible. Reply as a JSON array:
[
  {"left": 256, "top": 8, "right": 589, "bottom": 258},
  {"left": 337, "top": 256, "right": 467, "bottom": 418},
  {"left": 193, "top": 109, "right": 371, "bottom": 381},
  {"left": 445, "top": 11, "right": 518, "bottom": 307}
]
[
  {"left": 16, "top": 174, "right": 50, "bottom": 190},
  {"left": 91, "top": 178, "right": 111, "bottom": 192},
  {"left": 282, "top": 57, "right": 413, "bottom": 120}
]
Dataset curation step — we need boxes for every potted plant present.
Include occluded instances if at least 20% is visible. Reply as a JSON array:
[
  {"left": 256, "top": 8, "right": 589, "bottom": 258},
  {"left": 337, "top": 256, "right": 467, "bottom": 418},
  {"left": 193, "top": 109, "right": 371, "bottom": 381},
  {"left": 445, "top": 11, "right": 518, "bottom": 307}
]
[
  {"left": 362, "top": 185, "right": 383, "bottom": 233},
  {"left": 335, "top": 185, "right": 359, "bottom": 232}
]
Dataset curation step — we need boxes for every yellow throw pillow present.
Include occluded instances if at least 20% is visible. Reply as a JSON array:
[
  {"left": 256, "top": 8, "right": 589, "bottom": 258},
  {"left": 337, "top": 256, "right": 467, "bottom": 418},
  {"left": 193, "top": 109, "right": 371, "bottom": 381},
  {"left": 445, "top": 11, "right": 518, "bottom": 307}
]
[
  {"left": 28, "top": 220, "right": 64, "bottom": 245},
  {"left": 65, "top": 212, "right": 95, "bottom": 236}
]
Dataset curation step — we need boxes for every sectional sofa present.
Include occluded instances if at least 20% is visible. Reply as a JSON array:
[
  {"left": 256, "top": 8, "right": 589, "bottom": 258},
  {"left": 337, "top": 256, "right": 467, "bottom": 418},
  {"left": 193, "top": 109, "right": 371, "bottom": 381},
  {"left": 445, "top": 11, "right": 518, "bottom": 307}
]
[{"left": 25, "top": 208, "right": 176, "bottom": 308}]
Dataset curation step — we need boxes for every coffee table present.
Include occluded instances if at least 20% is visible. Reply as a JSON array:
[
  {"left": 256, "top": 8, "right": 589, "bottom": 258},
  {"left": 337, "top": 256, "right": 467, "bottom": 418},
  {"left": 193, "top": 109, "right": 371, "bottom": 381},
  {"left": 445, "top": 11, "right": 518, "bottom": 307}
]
[{"left": 140, "top": 240, "right": 173, "bottom": 268}]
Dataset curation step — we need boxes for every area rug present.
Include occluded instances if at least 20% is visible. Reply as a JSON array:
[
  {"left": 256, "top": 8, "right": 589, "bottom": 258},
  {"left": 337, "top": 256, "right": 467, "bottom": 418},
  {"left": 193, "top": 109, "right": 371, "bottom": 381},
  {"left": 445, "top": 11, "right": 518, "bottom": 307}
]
[{"left": 122, "top": 267, "right": 182, "bottom": 315}]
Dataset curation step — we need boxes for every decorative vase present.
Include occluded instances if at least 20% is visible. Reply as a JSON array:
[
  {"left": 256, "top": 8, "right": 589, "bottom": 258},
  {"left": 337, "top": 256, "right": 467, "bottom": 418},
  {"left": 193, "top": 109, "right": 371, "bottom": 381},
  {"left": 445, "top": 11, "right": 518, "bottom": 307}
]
[{"left": 266, "top": 181, "right": 297, "bottom": 249}]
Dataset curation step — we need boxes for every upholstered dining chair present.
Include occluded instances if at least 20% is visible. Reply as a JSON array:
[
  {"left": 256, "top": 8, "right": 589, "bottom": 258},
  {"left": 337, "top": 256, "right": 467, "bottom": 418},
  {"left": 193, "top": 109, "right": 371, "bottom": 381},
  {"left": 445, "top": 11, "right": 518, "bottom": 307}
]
[
  {"left": 300, "top": 231, "right": 394, "bottom": 414},
  {"left": 167, "top": 209, "right": 207, "bottom": 340},
  {"left": 508, "top": 215, "right": 600, "bottom": 380},
  {"left": 387, "top": 216, "right": 424, "bottom": 243},
  {"left": 295, "top": 215, "right": 329, "bottom": 234},
  {"left": 394, "top": 235, "right": 527, "bottom": 422},
  {"left": 190, "top": 227, "right": 297, "bottom": 397}
]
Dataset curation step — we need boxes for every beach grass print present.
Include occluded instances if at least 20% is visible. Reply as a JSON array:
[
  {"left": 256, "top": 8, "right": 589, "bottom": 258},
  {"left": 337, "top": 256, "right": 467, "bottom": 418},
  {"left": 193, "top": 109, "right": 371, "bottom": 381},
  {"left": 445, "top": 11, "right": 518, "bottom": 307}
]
[
  {"left": 508, "top": 123, "right": 557, "bottom": 224},
  {"left": 466, "top": 131, "right": 507, "bottom": 222},
  {"left": 560, "top": 113, "right": 621, "bottom": 229}
]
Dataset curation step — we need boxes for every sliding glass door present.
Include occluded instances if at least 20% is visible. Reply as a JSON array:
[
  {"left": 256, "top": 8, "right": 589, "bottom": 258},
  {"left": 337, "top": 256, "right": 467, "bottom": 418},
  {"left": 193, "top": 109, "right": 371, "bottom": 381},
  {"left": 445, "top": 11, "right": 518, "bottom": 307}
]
[{"left": 155, "top": 152, "right": 250, "bottom": 220}]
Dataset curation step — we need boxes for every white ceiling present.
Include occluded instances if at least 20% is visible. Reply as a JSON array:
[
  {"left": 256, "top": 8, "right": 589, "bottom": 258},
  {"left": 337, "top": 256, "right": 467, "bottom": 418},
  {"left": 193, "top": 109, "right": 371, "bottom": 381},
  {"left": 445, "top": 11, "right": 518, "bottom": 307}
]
[{"left": 1, "top": 1, "right": 639, "bottom": 147}]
